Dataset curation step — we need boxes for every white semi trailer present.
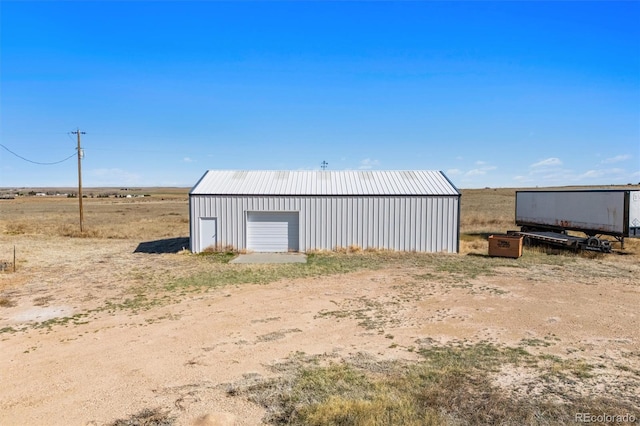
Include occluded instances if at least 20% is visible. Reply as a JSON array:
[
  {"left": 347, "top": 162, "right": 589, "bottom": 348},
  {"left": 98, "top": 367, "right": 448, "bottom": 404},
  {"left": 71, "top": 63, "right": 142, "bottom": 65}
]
[{"left": 512, "top": 190, "right": 640, "bottom": 252}]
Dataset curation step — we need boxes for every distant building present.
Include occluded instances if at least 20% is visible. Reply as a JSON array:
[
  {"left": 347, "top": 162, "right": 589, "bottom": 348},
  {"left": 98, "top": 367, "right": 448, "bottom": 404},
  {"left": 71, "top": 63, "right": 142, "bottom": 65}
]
[{"left": 189, "top": 170, "right": 460, "bottom": 253}]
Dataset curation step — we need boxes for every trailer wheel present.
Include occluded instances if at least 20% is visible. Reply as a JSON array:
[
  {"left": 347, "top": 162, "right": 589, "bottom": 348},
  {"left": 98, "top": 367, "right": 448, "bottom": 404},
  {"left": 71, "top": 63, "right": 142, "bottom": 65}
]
[{"left": 586, "top": 237, "right": 600, "bottom": 248}]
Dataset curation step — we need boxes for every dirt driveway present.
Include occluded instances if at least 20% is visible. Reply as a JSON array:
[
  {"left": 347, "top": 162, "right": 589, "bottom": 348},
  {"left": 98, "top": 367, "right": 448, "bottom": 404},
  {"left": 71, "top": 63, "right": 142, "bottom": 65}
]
[{"left": 1, "top": 236, "right": 639, "bottom": 425}]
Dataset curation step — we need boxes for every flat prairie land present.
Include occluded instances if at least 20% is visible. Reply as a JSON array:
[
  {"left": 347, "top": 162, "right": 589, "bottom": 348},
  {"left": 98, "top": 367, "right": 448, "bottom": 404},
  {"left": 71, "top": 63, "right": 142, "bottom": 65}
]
[{"left": 0, "top": 188, "right": 639, "bottom": 426}]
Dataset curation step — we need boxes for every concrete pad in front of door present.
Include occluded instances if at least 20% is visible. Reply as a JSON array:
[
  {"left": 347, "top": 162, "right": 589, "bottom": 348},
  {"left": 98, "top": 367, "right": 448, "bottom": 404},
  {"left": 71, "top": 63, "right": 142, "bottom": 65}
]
[{"left": 230, "top": 253, "right": 307, "bottom": 264}]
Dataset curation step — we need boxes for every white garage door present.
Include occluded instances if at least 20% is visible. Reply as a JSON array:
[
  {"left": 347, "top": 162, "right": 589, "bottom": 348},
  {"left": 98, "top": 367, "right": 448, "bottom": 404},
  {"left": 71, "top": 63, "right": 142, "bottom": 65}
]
[{"left": 247, "top": 212, "right": 299, "bottom": 252}]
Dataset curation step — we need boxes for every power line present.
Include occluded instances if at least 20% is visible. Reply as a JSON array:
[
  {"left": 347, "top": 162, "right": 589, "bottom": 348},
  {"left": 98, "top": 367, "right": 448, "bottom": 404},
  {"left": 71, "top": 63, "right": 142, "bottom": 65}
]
[{"left": 0, "top": 143, "right": 77, "bottom": 165}]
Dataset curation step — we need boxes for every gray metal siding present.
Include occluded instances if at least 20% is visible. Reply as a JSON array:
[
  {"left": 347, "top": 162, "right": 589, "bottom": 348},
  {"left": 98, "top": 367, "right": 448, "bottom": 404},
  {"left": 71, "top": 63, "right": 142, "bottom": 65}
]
[{"left": 190, "top": 195, "right": 459, "bottom": 253}]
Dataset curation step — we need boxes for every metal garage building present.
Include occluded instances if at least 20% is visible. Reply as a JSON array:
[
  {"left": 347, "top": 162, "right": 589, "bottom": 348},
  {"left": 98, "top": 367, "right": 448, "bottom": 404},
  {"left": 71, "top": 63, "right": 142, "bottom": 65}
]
[{"left": 189, "top": 170, "right": 460, "bottom": 253}]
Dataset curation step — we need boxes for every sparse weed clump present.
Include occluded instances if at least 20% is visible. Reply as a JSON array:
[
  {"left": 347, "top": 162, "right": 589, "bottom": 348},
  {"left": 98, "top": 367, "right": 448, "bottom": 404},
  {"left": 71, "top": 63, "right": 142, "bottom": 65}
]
[
  {"left": 107, "top": 407, "right": 174, "bottom": 426},
  {"left": 201, "top": 244, "right": 237, "bottom": 254},
  {"left": 232, "top": 343, "right": 640, "bottom": 425},
  {"left": 0, "top": 296, "right": 16, "bottom": 307},
  {"left": 197, "top": 247, "right": 237, "bottom": 263},
  {"left": 4, "top": 222, "right": 29, "bottom": 235}
]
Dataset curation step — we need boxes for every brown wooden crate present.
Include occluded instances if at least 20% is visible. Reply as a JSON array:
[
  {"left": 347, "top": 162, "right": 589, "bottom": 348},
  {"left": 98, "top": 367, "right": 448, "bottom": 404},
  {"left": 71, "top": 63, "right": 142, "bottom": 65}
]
[{"left": 488, "top": 235, "right": 523, "bottom": 258}]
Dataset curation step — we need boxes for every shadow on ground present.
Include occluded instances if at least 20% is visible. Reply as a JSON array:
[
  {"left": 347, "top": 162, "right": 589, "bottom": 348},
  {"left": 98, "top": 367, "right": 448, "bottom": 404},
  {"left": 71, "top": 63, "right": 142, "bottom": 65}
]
[
  {"left": 466, "top": 252, "right": 490, "bottom": 258},
  {"left": 134, "top": 237, "right": 190, "bottom": 254}
]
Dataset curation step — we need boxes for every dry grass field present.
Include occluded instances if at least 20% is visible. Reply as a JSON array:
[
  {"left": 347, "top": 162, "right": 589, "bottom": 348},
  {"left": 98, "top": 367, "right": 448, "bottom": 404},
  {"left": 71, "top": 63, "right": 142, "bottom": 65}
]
[{"left": 1, "top": 187, "right": 639, "bottom": 425}]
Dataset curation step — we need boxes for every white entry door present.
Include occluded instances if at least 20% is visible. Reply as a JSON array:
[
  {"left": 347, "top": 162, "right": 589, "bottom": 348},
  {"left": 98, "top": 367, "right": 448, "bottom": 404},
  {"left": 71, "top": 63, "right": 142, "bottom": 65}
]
[
  {"left": 199, "top": 217, "right": 217, "bottom": 252},
  {"left": 246, "top": 212, "right": 299, "bottom": 252}
]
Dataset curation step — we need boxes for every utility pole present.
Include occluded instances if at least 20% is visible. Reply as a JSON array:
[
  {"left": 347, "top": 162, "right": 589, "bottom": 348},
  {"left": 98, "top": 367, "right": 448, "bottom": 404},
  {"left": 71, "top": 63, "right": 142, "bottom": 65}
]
[
  {"left": 321, "top": 160, "right": 328, "bottom": 170},
  {"left": 71, "top": 129, "right": 86, "bottom": 232}
]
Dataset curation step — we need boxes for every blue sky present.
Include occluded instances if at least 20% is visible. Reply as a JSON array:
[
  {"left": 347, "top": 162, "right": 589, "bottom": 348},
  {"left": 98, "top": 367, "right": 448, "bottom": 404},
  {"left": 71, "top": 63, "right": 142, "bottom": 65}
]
[{"left": 1, "top": 1, "right": 639, "bottom": 189}]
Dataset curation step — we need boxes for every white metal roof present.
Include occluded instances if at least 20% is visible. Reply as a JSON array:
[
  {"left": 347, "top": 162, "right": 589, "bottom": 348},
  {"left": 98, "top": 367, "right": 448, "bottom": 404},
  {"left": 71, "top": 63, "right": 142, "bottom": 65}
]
[{"left": 190, "top": 170, "right": 459, "bottom": 196}]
